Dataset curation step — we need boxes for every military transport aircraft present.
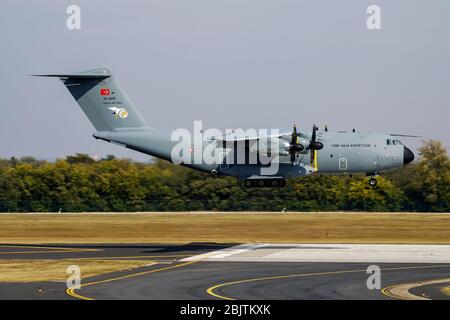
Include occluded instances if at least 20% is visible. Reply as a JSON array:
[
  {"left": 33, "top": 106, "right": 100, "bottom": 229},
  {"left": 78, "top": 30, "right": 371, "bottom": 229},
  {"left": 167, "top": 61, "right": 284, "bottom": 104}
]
[{"left": 35, "top": 68, "right": 415, "bottom": 188}]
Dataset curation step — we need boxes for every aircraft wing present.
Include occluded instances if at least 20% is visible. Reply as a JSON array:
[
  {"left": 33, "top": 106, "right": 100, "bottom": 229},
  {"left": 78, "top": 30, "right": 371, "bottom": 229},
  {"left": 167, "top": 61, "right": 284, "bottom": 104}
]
[
  {"left": 389, "top": 133, "right": 421, "bottom": 137},
  {"left": 216, "top": 131, "right": 291, "bottom": 142}
]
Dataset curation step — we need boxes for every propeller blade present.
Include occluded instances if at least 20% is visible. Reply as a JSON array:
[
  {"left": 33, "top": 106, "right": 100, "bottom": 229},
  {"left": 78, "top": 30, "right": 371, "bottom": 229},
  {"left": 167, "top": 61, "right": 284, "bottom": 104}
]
[
  {"left": 308, "top": 125, "right": 321, "bottom": 166},
  {"left": 311, "top": 124, "right": 317, "bottom": 143},
  {"left": 289, "top": 124, "right": 299, "bottom": 166},
  {"left": 307, "top": 124, "right": 323, "bottom": 150},
  {"left": 291, "top": 124, "right": 298, "bottom": 145}
]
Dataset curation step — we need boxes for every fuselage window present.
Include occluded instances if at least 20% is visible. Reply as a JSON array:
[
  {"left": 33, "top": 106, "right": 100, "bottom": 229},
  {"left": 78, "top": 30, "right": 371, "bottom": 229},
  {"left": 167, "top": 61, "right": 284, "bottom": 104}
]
[{"left": 386, "top": 139, "right": 392, "bottom": 145}]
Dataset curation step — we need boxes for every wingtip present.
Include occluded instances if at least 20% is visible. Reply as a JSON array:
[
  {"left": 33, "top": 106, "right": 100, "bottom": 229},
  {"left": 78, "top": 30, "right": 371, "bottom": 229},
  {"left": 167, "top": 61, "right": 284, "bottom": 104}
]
[{"left": 389, "top": 133, "right": 422, "bottom": 138}]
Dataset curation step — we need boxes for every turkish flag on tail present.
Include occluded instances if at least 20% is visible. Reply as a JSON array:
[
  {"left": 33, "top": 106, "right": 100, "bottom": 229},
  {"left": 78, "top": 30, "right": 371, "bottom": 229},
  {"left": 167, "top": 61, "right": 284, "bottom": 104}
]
[{"left": 100, "top": 88, "right": 110, "bottom": 96}]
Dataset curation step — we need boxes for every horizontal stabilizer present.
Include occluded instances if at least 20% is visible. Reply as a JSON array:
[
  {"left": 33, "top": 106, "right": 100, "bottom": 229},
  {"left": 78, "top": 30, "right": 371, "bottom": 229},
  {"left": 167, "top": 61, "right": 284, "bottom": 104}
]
[
  {"left": 32, "top": 67, "right": 112, "bottom": 80},
  {"left": 32, "top": 74, "right": 110, "bottom": 80}
]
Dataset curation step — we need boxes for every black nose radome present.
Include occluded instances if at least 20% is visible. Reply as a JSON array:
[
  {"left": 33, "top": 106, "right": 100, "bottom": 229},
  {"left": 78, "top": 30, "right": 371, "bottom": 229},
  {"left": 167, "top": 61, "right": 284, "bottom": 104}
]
[{"left": 403, "top": 146, "right": 414, "bottom": 165}]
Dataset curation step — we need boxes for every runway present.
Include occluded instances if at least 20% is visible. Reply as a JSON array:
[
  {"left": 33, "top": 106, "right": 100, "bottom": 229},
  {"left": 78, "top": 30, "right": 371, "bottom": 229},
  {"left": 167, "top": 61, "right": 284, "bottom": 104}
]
[{"left": 0, "top": 243, "right": 449, "bottom": 300}]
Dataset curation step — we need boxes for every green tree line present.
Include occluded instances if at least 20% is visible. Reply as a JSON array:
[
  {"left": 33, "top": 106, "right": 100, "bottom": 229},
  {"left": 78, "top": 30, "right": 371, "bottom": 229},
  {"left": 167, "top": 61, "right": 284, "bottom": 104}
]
[{"left": 0, "top": 140, "right": 448, "bottom": 212}]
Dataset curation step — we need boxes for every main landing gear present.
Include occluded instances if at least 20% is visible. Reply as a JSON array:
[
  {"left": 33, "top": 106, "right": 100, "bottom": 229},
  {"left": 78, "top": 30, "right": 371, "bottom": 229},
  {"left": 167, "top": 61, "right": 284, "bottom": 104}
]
[{"left": 244, "top": 178, "right": 286, "bottom": 188}]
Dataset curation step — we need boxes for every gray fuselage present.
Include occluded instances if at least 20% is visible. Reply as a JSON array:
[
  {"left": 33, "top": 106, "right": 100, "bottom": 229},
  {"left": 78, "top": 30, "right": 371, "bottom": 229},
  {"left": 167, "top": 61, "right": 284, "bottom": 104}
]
[{"left": 93, "top": 128, "right": 414, "bottom": 180}]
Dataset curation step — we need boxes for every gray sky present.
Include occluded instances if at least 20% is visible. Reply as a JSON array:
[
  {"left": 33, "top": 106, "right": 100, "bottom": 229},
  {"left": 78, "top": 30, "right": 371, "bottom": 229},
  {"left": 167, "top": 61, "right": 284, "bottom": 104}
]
[{"left": 1, "top": 0, "right": 449, "bottom": 162}]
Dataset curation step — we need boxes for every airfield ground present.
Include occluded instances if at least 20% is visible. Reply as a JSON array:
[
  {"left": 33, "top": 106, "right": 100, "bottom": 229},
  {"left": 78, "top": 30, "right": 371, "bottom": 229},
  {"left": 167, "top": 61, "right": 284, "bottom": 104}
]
[
  {"left": 0, "top": 212, "right": 449, "bottom": 244},
  {"left": 0, "top": 212, "right": 449, "bottom": 299},
  {"left": 0, "top": 259, "right": 156, "bottom": 282}
]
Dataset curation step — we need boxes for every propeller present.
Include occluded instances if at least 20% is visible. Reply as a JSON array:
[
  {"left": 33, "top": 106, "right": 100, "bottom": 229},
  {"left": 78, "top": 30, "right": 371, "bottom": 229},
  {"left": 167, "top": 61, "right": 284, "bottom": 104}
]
[
  {"left": 308, "top": 124, "right": 323, "bottom": 165},
  {"left": 288, "top": 124, "right": 304, "bottom": 165},
  {"left": 287, "top": 124, "right": 323, "bottom": 166}
]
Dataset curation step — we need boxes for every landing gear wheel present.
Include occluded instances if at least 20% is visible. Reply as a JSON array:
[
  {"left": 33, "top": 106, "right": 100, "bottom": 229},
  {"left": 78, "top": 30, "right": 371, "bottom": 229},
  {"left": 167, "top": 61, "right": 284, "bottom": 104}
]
[
  {"left": 368, "top": 178, "right": 377, "bottom": 187},
  {"left": 243, "top": 178, "right": 286, "bottom": 188}
]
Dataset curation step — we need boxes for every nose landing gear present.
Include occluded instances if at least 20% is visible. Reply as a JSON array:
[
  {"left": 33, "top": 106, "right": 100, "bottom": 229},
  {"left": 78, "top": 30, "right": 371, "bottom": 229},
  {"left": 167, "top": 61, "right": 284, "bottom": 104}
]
[
  {"left": 366, "top": 172, "right": 379, "bottom": 187},
  {"left": 368, "top": 178, "right": 377, "bottom": 187}
]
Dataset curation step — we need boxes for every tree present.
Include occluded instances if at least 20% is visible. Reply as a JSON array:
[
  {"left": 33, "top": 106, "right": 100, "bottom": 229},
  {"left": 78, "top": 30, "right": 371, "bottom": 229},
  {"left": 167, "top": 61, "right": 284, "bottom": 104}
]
[
  {"left": 66, "top": 153, "right": 95, "bottom": 164},
  {"left": 0, "top": 140, "right": 448, "bottom": 213},
  {"left": 416, "top": 140, "right": 450, "bottom": 212},
  {"left": 101, "top": 154, "right": 116, "bottom": 161},
  {"left": 344, "top": 177, "right": 405, "bottom": 211}
]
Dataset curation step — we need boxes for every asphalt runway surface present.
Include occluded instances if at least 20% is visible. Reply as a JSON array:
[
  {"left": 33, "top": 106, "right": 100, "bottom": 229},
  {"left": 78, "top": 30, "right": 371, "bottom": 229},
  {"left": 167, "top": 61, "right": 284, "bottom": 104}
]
[{"left": 0, "top": 243, "right": 449, "bottom": 300}]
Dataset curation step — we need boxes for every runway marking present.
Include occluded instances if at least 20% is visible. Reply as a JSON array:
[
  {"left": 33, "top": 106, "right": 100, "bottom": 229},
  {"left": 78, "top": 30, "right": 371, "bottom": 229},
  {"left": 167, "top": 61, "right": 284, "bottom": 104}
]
[
  {"left": 182, "top": 244, "right": 269, "bottom": 261},
  {"left": 0, "top": 245, "right": 99, "bottom": 255},
  {"left": 182, "top": 243, "right": 450, "bottom": 263},
  {"left": 381, "top": 277, "right": 450, "bottom": 300},
  {"left": 208, "top": 244, "right": 269, "bottom": 259},
  {"left": 66, "top": 260, "right": 197, "bottom": 300},
  {"left": 206, "top": 264, "right": 450, "bottom": 300},
  {"left": 64, "top": 254, "right": 191, "bottom": 260}
]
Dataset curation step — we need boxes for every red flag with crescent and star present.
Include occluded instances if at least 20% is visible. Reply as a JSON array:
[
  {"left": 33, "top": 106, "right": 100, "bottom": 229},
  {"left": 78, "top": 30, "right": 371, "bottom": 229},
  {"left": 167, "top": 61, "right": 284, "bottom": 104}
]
[{"left": 100, "top": 88, "right": 110, "bottom": 96}]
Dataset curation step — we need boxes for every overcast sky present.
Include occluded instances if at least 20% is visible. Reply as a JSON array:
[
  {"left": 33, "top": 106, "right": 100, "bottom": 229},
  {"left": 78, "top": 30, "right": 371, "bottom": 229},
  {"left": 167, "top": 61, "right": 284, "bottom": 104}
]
[{"left": 1, "top": 0, "right": 449, "bottom": 162}]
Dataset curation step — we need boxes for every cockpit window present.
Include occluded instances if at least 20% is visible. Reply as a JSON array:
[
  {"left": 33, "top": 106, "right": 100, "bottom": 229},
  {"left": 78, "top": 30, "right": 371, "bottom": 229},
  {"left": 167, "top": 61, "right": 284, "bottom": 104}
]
[
  {"left": 389, "top": 139, "right": 403, "bottom": 145},
  {"left": 387, "top": 138, "right": 403, "bottom": 146}
]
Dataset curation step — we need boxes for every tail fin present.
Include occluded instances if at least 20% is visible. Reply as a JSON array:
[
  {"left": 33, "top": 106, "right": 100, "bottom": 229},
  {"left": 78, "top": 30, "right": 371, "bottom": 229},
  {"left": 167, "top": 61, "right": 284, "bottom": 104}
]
[{"left": 34, "top": 67, "right": 148, "bottom": 131}]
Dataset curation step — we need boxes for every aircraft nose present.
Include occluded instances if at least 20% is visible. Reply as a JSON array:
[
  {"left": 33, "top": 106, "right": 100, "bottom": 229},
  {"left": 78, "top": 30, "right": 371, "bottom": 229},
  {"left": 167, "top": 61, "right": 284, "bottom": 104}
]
[{"left": 403, "top": 146, "right": 414, "bottom": 165}]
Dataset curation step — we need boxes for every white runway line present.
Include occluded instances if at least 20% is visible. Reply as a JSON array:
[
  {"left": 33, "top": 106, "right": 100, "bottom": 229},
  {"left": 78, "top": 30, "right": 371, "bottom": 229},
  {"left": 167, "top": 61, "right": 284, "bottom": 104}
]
[
  {"left": 181, "top": 244, "right": 450, "bottom": 264},
  {"left": 182, "top": 244, "right": 269, "bottom": 261}
]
